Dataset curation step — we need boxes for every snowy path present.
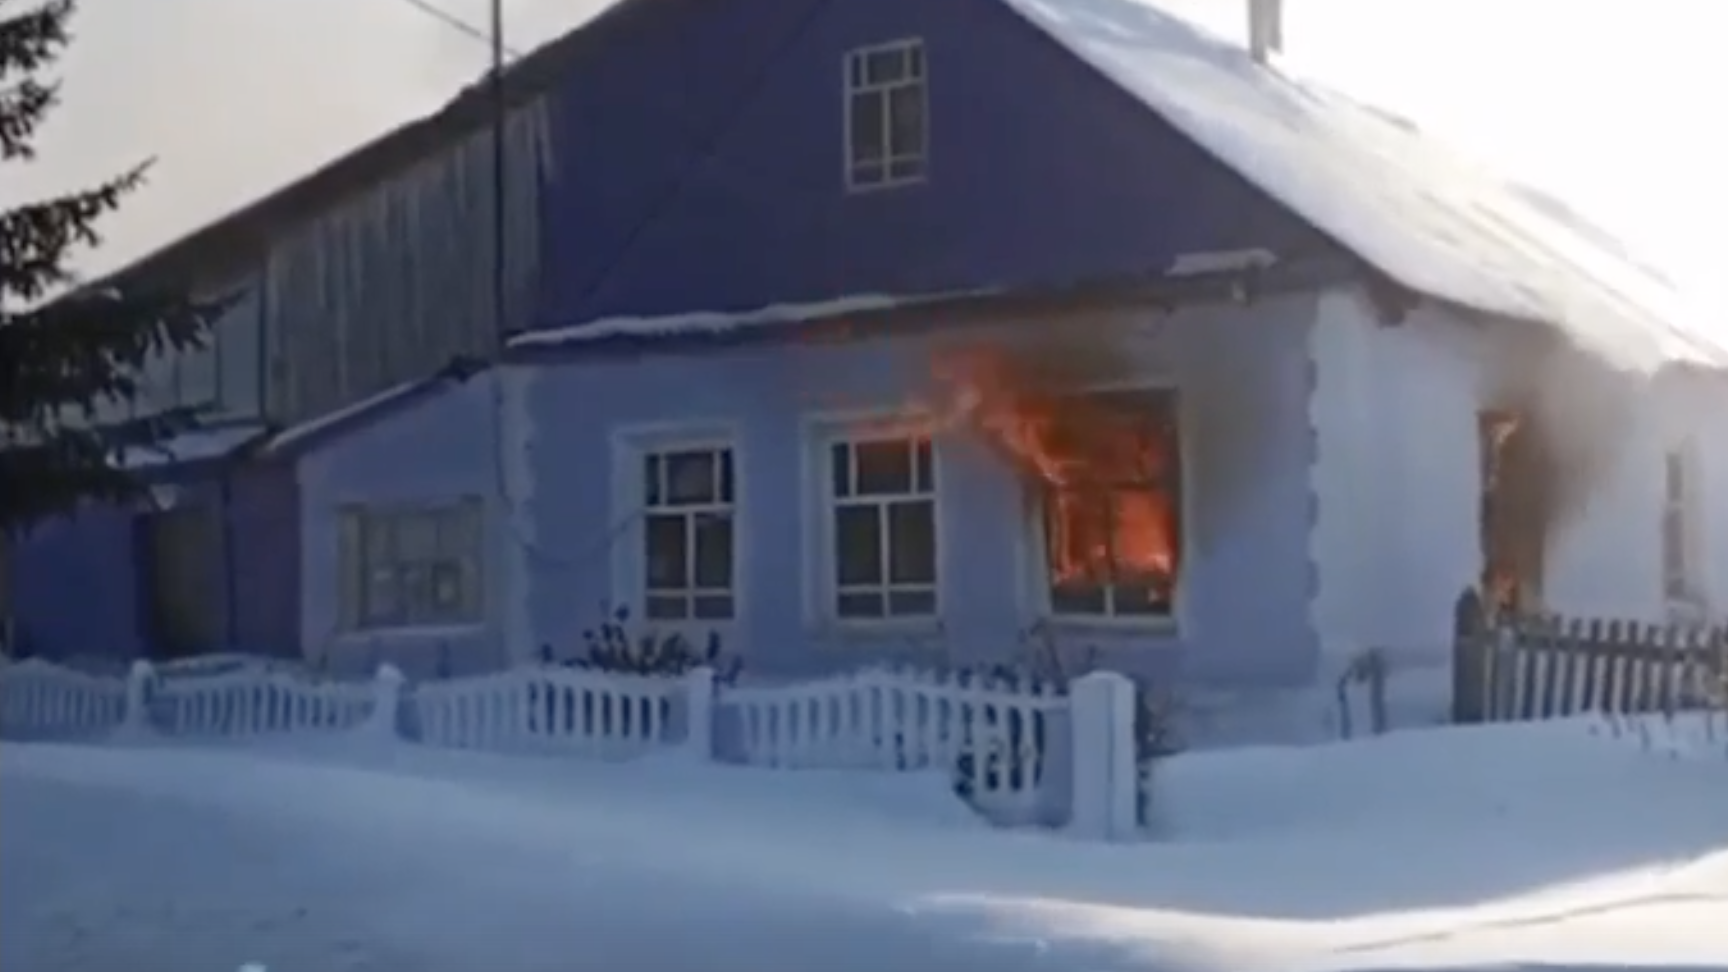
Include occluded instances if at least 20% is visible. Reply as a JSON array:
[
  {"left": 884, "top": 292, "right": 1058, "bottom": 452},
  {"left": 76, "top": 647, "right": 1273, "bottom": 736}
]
[{"left": 3, "top": 719, "right": 1726, "bottom": 972}]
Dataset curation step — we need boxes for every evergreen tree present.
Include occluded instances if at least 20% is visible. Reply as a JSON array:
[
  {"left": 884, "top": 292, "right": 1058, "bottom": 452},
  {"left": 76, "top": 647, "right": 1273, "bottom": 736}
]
[{"left": 1, "top": 0, "right": 219, "bottom": 533}]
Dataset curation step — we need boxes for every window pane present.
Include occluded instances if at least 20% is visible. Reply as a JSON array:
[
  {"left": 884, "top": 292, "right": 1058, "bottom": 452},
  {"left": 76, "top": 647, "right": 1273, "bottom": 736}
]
[
  {"left": 435, "top": 504, "right": 479, "bottom": 559},
  {"left": 400, "top": 563, "right": 433, "bottom": 621},
  {"left": 1110, "top": 487, "right": 1177, "bottom": 583},
  {"left": 835, "top": 505, "right": 883, "bottom": 585},
  {"left": 1050, "top": 582, "right": 1107, "bottom": 616},
  {"left": 644, "top": 514, "right": 688, "bottom": 591},
  {"left": 1043, "top": 487, "right": 1111, "bottom": 585},
  {"left": 364, "top": 567, "right": 401, "bottom": 626},
  {"left": 693, "top": 594, "right": 734, "bottom": 620},
  {"left": 837, "top": 591, "right": 885, "bottom": 618},
  {"left": 643, "top": 454, "right": 664, "bottom": 507},
  {"left": 886, "top": 500, "right": 935, "bottom": 584},
  {"left": 906, "top": 43, "right": 925, "bottom": 79},
  {"left": 693, "top": 512, "right": 733, "bottom": 588},
  {"left": 719, "top": 449, "right": 735, "bottom": 503},
  {"left": 393, "top": 513, "right": 436, "bottom": 563},
  {"left": 864, "top": 48, "right": 905, "bottom": 85},
  {"left": 855, "top": 439, "right": 914, "bottom": 494},
  {"left": 913, "top": 438, "right": 934, "bottom": 491},
  {"left": 362, "top": 516, "right": 396, "bottom": 570},
  {"left": 887, "top": 589, "right": 935, "bottom": 616},
  {"left": 887, "top": 157, "right": 925, "bottom": 182},
  {"left": 646, "top": 595, "right": 688, "bottom": 620},
  {"left": 850, "top": 161, "right": 886, "bottom": 187},
  {"left": 888, "top": 83, "right": 925, "bottom": 158},
  {"left": 1112, "top": 581, "right": 1171, "bottom": 616},
  {"left": 849, "top": 91, "right": 886, "bottom": 165},
  {"left": 430, "top": 562, "right": 464, "bottom": 614},
  {"left": 665, "top": 450, "right": 717, "bottom": 505},
  {"left": 830, "top": 442, "right": 853, "bottom": 497}
]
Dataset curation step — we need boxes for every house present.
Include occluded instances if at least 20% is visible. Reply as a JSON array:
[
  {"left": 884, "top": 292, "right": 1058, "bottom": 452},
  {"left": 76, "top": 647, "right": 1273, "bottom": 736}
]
[
  {"left": 1, "top": 23, "right": 571, "bottom": 663},
  {"left": 277, "top": 0, "right": 1728, "bottom": 704}
]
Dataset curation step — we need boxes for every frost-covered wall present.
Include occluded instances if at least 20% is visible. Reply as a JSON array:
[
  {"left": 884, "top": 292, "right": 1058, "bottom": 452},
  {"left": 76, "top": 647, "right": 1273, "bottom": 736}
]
[{"left": 265, "top": 101, "right": 553, "bottom": 424}]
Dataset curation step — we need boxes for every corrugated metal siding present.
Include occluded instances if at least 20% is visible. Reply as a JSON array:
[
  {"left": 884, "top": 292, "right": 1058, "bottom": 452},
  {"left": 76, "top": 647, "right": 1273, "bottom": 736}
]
[{"left": 264, "top": 99, "right": 554, "bottom": 424}]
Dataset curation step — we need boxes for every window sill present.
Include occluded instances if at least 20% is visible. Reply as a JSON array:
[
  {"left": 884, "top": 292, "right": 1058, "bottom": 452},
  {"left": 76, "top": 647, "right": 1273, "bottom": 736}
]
[
  {"left": 1037, "top": 615, "right": 1180, "bottom": 638},
  {"left": 332, "top": 623, "right": 486, "bottom": 644},
  {"left": 812, "top": 618, "right": 946, "bottom": 643}
]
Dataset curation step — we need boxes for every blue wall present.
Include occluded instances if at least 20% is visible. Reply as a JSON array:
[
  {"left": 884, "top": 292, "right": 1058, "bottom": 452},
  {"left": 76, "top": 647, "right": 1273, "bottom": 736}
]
[
  {"left": 535, "top": 0, "right": 1331, "bottom": 327},
  {"left": 6, "top": 463, "right": 300, "bottom": 664},
  {"left": 519, "top": 297, "right": 1319, "bottom": 688},
  {"left": 295, "top": 377, "right": 504, "bottom": 679}
]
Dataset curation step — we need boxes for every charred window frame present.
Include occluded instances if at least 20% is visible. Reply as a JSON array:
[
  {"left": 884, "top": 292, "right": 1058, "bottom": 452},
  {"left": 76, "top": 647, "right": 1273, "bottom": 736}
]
[
  {"left": 1478, "top": 410, "right": 1546, "bottom": 616},
  {"left": 1036, "top": 387, "right": 1184, "bottom": 622}
]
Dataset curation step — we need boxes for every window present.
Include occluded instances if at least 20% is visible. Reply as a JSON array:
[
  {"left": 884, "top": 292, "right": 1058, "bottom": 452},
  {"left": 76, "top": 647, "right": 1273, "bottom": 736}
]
[
  {"left": 824, "top": 434, "right": 939, "bottom": 620},
  {"left": 1662, "top": 445, "right": 1702, "bottom": 605},
  {"left": 638, "top": 446, "right": 737, "bottom": 621},
  {"left": 339, "top": 499, "right": 484, "bottom": 630},
  {"left": 844, "top": 39, "right": 927, "bottom": 190},
  {"left": 1038, "top": 389, "right": 1183, "bottom": 621}
]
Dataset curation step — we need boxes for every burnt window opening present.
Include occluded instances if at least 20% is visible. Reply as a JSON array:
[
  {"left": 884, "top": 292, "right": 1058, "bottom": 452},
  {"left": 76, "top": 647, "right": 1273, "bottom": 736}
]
[
  {"left": 1478, "top": 409, "right": 1550, "bottom": 617},
  {"left": 1039, "top": 389, "right": 1183, "bottom": 620}
]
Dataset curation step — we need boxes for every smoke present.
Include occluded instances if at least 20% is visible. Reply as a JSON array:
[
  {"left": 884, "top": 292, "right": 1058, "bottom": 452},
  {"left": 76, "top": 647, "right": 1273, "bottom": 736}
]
[{"left": 1482, "top": 331, "right": 1643, "bottom": 539}]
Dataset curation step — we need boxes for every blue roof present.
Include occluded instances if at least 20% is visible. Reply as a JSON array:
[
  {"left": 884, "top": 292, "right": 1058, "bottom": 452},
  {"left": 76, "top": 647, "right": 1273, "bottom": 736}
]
[{"left": 1001, "top": 0, "right": 1728, "bottom": 372}]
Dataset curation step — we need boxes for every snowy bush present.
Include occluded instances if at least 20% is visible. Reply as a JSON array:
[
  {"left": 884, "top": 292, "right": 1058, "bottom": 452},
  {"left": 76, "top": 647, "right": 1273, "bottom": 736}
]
[{"left": 543, "top": 605, "right": 743, "bottom": 684}]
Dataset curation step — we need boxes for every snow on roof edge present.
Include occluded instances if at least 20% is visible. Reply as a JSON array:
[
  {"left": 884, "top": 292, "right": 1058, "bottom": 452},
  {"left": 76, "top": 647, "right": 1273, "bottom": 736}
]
[{"left": 508, "top": 250, "right": 1281, "bottom": 349}]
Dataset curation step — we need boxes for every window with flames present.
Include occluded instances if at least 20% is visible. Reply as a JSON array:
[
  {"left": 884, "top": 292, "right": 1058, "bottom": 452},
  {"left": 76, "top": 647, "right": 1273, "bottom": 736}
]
[{"left": 1030, "top": 388, "right": 1183, "bottom": 620}]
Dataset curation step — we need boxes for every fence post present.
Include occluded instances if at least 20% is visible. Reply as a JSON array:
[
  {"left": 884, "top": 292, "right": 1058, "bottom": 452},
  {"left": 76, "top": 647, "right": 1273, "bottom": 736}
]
[
  {"left": 1067, "top": 670, "right": 1137, "bottom": 841},
  {"left": 118, "top": 660, "right": 156, "bottom": 738},
  {"left": 359, "top": 664, "right": 405, "bottom": 741},
  {"left": 683, "top": 666, "right": 715, "bottom": 760},
  {"left": 1451, "top": 586, "right": 1487, "bottom": 724}
]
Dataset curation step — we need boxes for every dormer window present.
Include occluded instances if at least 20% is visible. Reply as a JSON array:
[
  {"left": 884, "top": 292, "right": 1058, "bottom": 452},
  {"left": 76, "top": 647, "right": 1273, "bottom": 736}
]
[{"left": 844, "top": 39, "right": 927, "bottom": 191}]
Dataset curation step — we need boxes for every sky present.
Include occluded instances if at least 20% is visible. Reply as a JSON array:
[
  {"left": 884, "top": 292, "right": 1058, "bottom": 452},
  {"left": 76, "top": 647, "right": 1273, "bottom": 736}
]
[{"left": 10, "top": 0, "right": 1726, "bottom": 322}]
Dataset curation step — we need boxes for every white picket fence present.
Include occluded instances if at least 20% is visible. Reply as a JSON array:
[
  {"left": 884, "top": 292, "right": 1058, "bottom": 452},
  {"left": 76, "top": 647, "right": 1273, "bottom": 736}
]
[
  {"left": 727, "top": 669, "right": 1062, "bottom": 822},
  {"left": 0, "top": 657, "right": 1142, "bottom": 840},
  {"left": 0, "top": 659, "right": 128, "bottom": 739},
  {"left": 411, "top": 664, "right": 696, "bottom": 758}
]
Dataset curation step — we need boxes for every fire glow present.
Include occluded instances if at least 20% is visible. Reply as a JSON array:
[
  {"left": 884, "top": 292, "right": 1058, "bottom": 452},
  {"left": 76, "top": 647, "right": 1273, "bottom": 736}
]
[{"left": 923, "top": 344, "right": 1182, "bottom": 601}]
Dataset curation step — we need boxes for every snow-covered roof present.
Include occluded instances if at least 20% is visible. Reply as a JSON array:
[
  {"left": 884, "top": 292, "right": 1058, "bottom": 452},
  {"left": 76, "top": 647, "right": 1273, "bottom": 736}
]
[
  {"left": 506, "top": 250, "right": 1282, "bottom": 350},
  {"left": 115, "top": 422, "right": 267, "bottom": 470},
  {"left": 998, "top": 0, "right": 1728, "bottom": 372},
  {"left": 507, "top": 294, "right": 964, "bottom": 349}
]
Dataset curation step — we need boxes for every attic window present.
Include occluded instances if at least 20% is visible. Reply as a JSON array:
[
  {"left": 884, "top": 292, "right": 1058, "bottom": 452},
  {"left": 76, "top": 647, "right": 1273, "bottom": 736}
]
[{"left": 844, "top": 39, "right": 927, "bottom": 191}]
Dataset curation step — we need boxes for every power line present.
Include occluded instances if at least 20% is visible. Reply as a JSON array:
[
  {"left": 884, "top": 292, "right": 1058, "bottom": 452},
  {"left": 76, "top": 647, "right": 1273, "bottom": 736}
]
[{"left": 393, "top": 0, "right": 523, "bottom": 59}]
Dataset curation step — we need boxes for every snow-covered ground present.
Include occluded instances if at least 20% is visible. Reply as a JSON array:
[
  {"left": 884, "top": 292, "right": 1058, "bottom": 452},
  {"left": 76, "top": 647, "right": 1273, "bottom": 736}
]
[{"left": 2, "top": 717, "right": 1724, "bottom": 972}]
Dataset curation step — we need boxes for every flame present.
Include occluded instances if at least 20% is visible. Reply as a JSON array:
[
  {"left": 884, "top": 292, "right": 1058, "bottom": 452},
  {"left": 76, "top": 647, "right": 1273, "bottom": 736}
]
[{"left": 930, "top": 346, "right": 1180, "bottom": 590}]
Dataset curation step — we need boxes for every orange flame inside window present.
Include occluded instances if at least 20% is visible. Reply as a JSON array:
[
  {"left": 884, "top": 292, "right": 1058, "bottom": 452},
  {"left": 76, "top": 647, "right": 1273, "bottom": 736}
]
[{"left": 929, "top": 348, "right": 1180, "bottom": 590}]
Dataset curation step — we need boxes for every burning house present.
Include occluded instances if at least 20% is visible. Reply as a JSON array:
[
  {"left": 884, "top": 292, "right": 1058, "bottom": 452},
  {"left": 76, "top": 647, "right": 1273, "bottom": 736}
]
[{"left": 132, "top": 0, "right": 1726, "bottom": 717}]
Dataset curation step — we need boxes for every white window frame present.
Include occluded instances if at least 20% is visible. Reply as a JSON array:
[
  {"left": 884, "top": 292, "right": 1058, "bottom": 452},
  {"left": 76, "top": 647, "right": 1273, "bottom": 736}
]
[
  {"left": 805, "top": 413, "right": 945, "bottom": 629},
  {"left": 842, "top": 38, "right": 928, "bottom": 192},
  {"left": 610, "top": 425, "right": 742, "bottom": 626},
  {"left": 338, "top": 497, "right": 486, "bottom": 633},
  {"left": 1662, "top": 440, "right": 1706, "bottom": 616},
  {"left": 1022, "top": 380, "right": 1191, "bottom": 632}
]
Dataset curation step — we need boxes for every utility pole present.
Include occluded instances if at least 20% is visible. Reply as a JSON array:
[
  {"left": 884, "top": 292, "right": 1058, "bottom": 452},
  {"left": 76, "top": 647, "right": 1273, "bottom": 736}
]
[{"left": 490, "top": 0, "right": 509, "bottom": 341}]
